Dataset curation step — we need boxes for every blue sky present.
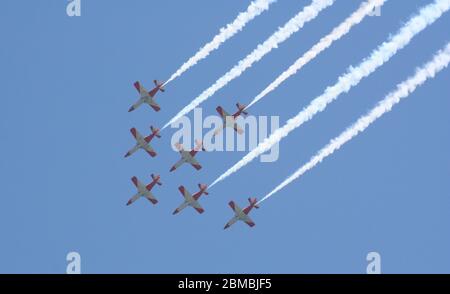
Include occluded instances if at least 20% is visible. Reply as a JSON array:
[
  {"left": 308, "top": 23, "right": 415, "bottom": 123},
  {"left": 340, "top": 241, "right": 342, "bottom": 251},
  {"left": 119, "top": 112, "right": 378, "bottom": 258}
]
[{"left": 0, "top": 0, "right": 449, "bottom": 273}]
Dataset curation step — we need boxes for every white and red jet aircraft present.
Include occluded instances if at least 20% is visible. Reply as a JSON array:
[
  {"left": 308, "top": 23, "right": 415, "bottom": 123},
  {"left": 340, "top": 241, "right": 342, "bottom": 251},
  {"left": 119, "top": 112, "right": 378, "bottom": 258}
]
[
  {"left": 124, "top": 126, "right": 161, "bottom": 158},
  {"left": 128, "top": 80, "right": 165, "bottom": 112},
  {"left": 126, "top": 174, "right": 162, "bottom": 206},
  {"left": 173, "top": 184, "right": 209, "bottom": 215},
  {"left": 224, "top": 197, "right": 259, "bottom": 229},
  {"left": 215, "top": 103, "right": 248, "bottom": 135},
  {"left": 169, "top": 140, "right": 205, "bottom": 172}
]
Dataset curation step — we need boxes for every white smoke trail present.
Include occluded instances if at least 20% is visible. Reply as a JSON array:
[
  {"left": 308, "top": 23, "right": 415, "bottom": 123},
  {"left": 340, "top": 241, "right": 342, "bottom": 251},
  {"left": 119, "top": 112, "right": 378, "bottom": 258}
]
[
  {"left": 259, "top": 42, "right": 450, "bottom": 204},
  {"left": 209, "top": 0, "right": 450, "bottom": 188},
  {"left": 164, "top": 0, "right": 277, "bottom": 86},
  {"left": 246, "top": 0, "right": 387, "bottom": 109},
  {"left": 163, "top": 0, "right": 335, "bottom": 129}
]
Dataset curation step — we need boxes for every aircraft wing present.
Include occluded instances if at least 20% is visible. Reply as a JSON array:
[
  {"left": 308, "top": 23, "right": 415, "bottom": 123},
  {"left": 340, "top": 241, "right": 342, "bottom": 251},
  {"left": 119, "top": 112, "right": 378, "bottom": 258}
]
[
  {"left": 173, "top": 201, "right": 189, "bottom": 215},
  {"left": 143, "top": 143, "right": 157, "bottom": 157},
  {"left": 131, "top": 128, "right": 144, "bottom": 142},
  {"left": 129, "top": 98, "right": 144, "bottom": 112},
  {"left": 218, "top": 108, "right": 230, "bottom": 120},
  {"left": 243, "top": 215, "right": 256, "bottom": 227},
  {"left": 146, "top": 98, "right": 161, "bottom": 112},
  {"left": 178, "top": 186, "right": 192, "bottom": 199},
  {"left": 135, "top": 82, "right": 148, "bottom": 95},
  {"left": 126, "top": 193, "right": 140, "bottom": 206},
  {"left": 213, "top": 124, "right": 226, "bottom": 136},
  {"left": 124, "top": 145, "right": 139, "bottom": 158},
  {"left": 131, "top": 177, "right": 145, "bottom": 190},
  {"left": 144, "top": 191, "right": 158, "bottom": 205},
  {"left": 191, "top": 200, "right": 205, "bottom": 214},
  {"left": 170, "top": 158, "right": 186, "bottom": 172},
  {"left": 187, "top": 156, "right": 202, "bottom": 170},
  {"left": 233, "top": 123, "right": 244, "bottom": 135},
  {"left": 229, "top": 201, "right": 242, "bottom": 215},
  {"left": 224, "top": 216, "right": 238, "bottom": 229}
]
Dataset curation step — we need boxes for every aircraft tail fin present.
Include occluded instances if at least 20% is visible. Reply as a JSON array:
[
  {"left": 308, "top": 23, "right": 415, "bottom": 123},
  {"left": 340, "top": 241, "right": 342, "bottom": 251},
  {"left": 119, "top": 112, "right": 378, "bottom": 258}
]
[
  {"left": 154, "top": 80, "right": 165, "bottom": 92},
  {"left": 248, "top": 197, "right": 259, "bottom": 209},
  {"left": 237, "top": 103, "right": 248, "bottom": 116},
  {"left": 195, "top": 139, "right": 206, "bottom": 151},
  {"left": 198, "top": 184, "right": 209, "bottom": 195},
  {"left": 150, "top": 126, "right": 161, "bottom": 138},
  {"left": 151, "top": 174, "right": 162, "bottom": 186}
]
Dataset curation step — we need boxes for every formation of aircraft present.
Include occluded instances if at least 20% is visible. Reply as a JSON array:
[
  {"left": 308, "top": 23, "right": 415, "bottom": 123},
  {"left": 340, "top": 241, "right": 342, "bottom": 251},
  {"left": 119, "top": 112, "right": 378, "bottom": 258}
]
[
  {"left": 169, "top": 140, "right": 205, "bottom": 172},
  {"left": 124, "top": 126, "right": 161, "bottom": 158},
  {"left": 173, "top": 184, "right": 209, "bottom": 215},
  {"left": 126, "top": 174, "right": 162, "bottom": 206},
  {"left": 125, "top": 82, "right": 258, "bottom": 229},
  {"left": 224, "top": 198, "right": 259, "bottom": 229},
  {"left": 129, "top": 80, "right": 165, "bottom": 112},
  {"left": 215, "top": 103, "right": 249, "bottom": 135}
]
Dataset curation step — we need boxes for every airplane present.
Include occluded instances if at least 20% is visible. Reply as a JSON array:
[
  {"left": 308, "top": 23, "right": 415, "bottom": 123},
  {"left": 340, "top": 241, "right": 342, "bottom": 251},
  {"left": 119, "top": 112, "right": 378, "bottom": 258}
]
[
  {"left": 173, "top": 184, "right": 209, "bottom": 215},
  {"left": 224, "top": 197, "right": 259, "bottom": 229},
  {"left": 169, "top": 140, "right": 205, "bottom": 172},
  {"left": 215, "top": 103, "right": 248, "bottom": 135},
  {"left": 126, "top": 174, "right": 162, "bottom": 206},
  {"left": 128, "top": 80, "right": 165, "bottom": 112},
  {"left": 124, "top": 126, "right": 161, "bottom": 158}
]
